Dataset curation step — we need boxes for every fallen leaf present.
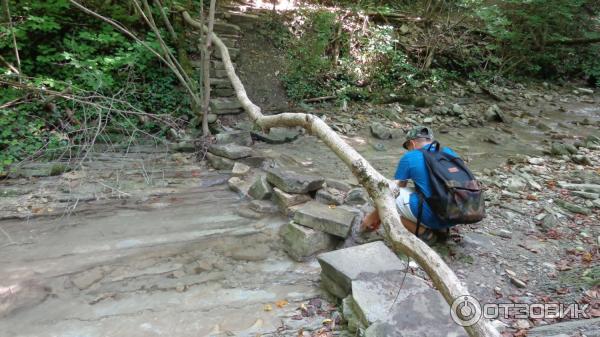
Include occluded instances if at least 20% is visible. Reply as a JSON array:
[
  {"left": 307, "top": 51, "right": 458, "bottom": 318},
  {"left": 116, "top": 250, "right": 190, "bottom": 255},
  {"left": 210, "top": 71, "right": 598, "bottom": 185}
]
[
  {"left": 276, "top": 300, "right": 288, "bottom": 308},
  {"left": 263, "top": 304, "right": 272, "bottom": 312}
]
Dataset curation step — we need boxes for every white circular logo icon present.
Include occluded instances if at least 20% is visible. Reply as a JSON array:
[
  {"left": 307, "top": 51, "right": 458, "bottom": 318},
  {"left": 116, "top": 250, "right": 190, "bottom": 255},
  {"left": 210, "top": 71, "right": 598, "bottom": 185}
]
[{"left": 450, "top": 295, "right": 482, "bottom": 327}]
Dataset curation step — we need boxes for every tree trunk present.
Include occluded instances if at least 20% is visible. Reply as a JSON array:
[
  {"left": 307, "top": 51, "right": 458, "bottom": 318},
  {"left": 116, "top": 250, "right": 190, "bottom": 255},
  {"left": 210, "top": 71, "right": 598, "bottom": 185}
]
[
  {"left": 201, "top": 0, "right": 216, "bottom": 136},
  {"left": 181, "top": 11, "right": 501, "bottom": 337}
]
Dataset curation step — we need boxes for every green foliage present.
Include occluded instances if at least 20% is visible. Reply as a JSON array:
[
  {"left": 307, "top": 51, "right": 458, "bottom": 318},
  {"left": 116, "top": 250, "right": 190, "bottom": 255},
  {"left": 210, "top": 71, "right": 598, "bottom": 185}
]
[
  {"left": 0, "top": 0, "right": 194, "bottom": 174},
  {"left": 282, "top": 10, "right": 338, "bottom": 100}
]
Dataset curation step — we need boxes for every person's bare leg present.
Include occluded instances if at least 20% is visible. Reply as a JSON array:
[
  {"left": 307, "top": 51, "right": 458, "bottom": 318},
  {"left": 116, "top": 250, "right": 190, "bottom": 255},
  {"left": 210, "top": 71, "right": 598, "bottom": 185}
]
[{"left": 400, "top": 217, "right": 426, "bottom": 235}]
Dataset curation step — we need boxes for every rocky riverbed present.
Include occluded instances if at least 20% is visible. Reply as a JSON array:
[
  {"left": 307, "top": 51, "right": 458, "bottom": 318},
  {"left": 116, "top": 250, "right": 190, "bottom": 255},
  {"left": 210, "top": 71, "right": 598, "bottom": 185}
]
[{"left": 1, "top": 83, "right": 599, "bottom": 337}]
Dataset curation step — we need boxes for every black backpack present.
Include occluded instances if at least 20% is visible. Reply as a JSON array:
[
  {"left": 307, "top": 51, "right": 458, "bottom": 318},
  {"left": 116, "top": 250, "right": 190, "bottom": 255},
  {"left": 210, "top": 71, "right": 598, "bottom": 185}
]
[{"left": 415, "top": 141, "right": 485, "bottom": 229}]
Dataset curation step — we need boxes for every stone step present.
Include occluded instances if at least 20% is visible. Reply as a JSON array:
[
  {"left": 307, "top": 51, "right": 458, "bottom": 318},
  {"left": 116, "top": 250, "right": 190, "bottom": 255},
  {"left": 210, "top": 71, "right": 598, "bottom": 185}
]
[
  {"left": 210, "top": 97, "right": 243, "bottom": 114},
  {"left": 213, "top": 21, "right": 241, "bottom": 35},
  {"left": 213, "top": 87, "right": 235, "bottom": 97},
  {"left": 317, "top": 241, "right": 406, "bottom": 299},
  {"left": 292, "top": 201, "right": 357, "bottom": 238},
  {"left": 208, "top": 143, "right": 252, "bottom": 160},
  {"left": 266, "top": 168, "right": 324, "bottom": 194},
  {"left": 213, "top": 47, "right": 240, "bottom": 61},
  {"left": 280, "top": 222, "right": 337, "bottom": 262},
  {"left": 223, "top": 12, "right": 262, "bottom": 26},
  {"left": 220, "top": 37, "right": 238, "bottom": 48},
  {"left": 210, "top": 78, "right": 232, "bottom": 89}
]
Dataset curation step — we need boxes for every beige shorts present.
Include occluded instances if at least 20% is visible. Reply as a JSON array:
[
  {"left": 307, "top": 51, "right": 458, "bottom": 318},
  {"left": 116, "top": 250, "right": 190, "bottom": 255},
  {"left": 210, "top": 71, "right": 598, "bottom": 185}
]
[{"left": 395, "top": 187, "right": 417, "bottom": 223}]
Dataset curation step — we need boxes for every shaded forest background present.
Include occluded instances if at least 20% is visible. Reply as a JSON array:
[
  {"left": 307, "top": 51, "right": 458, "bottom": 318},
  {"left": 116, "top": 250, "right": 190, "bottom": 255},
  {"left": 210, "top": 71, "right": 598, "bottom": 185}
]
[{"left": 1, "top": 0, "right": 599, "bottom": 174}]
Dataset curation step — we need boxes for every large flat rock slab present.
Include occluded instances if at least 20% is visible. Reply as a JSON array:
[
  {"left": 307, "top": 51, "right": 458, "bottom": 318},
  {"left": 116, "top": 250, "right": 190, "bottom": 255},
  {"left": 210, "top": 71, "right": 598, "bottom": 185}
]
[
  {"left": 352, "top": 271, "right": 467, "bottom": 337},
  {"left": 293, "top": 201, "right": 357, "bottom": 238},
  {"left": 266, "top": 168, "right": 324, "bottom": 194},
  {"left": 317, "top": 241, "right": 405, "bottom": 298}
]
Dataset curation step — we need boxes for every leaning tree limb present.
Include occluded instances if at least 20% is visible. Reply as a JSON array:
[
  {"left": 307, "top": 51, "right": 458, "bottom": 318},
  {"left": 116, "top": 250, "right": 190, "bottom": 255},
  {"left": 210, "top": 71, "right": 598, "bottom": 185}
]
[{"left": 181, "top": 11, "right": 500, "bottom": 337}]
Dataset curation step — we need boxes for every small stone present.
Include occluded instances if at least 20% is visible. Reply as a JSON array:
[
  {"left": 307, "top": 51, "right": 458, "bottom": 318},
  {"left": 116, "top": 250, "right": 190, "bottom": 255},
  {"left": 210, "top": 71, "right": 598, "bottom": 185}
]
[
  {"left": 509, "top": 276, "right": 527, "bottom": 288},
  {"left": 452, "top": 103, "right": 464, "bottom": 115},
  {"left": 506, "top": 176, "right": 526, "bottom": 192},
  {"left": 577, "top": 87, "right": 594, "bottom": 95},
  {"left": 252, "top": 127, "right": 301, "bottom": 144},
  {"left": 541, "top": 213, "right": 561, "bottom": 229},
  {"left": 527, "top": 157, "right": 545, "bottom": 165},
  {"left": 231, "top": 162, "right": 251, "bottom": 176},
  {"left": 228, "top": 176, "right": 249, "bottom": 196},
  {"left": 172, "top": 269, "right": 186, "bottom": 278},
  {"left": 175, "top": 283, "right": 186, "bottom": 292},
  {"left": 572, "top": 191, "right": 599, "bottom": 200},
  {"left": 423, "top": 117, "right": 433, "bottom": 124}
]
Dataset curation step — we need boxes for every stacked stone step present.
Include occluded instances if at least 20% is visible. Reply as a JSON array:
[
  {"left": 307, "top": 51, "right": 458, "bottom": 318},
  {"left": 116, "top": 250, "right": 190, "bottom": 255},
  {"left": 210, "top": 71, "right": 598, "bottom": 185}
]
[
  {"left": 317, "top": 242, "right": 469, "bottom": 337},
  {"left": 191, "top": 17, "right": 244, "bottom": 117}
]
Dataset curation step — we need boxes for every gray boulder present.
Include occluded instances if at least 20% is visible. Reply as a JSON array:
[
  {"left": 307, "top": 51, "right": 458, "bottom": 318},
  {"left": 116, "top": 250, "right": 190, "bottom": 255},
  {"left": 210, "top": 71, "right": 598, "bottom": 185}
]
[
  {"left": 280, "top": 222, "right": 337, "bottom": 261},
  {"left": 266, "top": 168, "right": 324, "bottom": 194},
  {"left": 215, "top": 130, "right": 253, "bottom": 146},
  {"left": 529, "top": 318, "right": 600, "bottom": 337},
  {"left": 206, "top": 153, "right": 234, "bottom": 170},
  {"left": 317, "top": 241, "right": 406, "bottom": 298},
  {"left": 345, "top": 188, "right": 370, "bottom": 206},
  {"left": 248, "top": 174, "right": 272, "bottom": 200},
  {"left": 293, "top": 201, "right": 357, "bottom": 238},
  {"left": 370, "top": 122, "right": 392, "bottom": 140},
  {"left": 208, "top": 143, "right": 252, "bottom": 160}
]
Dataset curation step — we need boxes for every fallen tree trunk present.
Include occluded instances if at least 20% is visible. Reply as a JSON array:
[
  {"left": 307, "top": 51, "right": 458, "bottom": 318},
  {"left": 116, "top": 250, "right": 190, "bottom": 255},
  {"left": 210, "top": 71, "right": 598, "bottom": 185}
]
[{"left": 181, "top": 11, "right": 500, "bottom": 337}]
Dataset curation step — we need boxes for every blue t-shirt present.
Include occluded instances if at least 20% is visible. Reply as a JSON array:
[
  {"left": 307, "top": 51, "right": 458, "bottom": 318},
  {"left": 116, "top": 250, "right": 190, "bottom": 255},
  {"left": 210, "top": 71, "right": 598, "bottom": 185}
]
[{"left": 394, "top": 143, "right": 459, "bottom": 229}]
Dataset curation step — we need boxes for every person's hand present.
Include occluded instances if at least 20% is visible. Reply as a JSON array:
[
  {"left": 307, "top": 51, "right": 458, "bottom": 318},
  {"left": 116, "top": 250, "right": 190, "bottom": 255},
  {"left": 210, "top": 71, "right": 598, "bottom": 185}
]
[{"left": 361, "top": 212, "right": 381, "bottom": 232}]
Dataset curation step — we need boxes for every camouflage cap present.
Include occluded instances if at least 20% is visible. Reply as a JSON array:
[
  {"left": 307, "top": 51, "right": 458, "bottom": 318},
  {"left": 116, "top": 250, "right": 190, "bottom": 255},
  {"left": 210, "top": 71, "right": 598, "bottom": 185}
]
[{"left": 403, "top": 126, "right": 434, "bottom": 149}]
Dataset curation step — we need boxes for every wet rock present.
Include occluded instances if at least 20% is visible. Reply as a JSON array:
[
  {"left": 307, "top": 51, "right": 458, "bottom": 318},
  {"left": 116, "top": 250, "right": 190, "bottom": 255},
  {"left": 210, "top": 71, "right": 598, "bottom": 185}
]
[
  {"left": 266, "top": 168, "right": 324, "bottom": 194},
  {"left": 252, "top": 127, "right": 301, "bottom": 144},
  {"left": 280, "top": 222, "right": 337, "bottom": 261},
  {"left": 249, "top": 200, "right": 279, "bottom": 213},
  {"left": 215, "top": 130, "right": 253, "bottom": 146},
  {"left": 317, "top": 241, "right": 406, "bottom": 298},
  {"left": 370, "top": 122, "right": 392, "bottom": 140},
  {"left": 352, "top": 271, "right": 467, "bottom": 337},
  {"left": 550, "top": 142, "right": 570, "bottom": 156},
  {"left": 231, "top": 162, "right": 250, "bottom": 176},
  {"left": 206, "top": 153, "right": 234, "bottom": 170},
  {"left": 248, "top": 174, "right": 272, "bottom": 200},
  {"left": 554, "top": 199, "right": 591, "bottom": 215},
  {"left": 344, "top": 188, "right": 370, "bottom": 206},
  {"left": 315, "top": 187, "right": 345, "bottom": 206},
  {"left": 529, "top": 317, "right": 600, "bottom": 337},
  {"left": 72, "top": 267, "right": 105, "bottom": 290},
  {"left": 293, "top": 201, "right": 357, "bottom": 238},
  {"left": 272, "top": 187, "right": 312, "bottom": 211},
  {"left": 208, "top": 143, "right": 252, "bottom": 160}
]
